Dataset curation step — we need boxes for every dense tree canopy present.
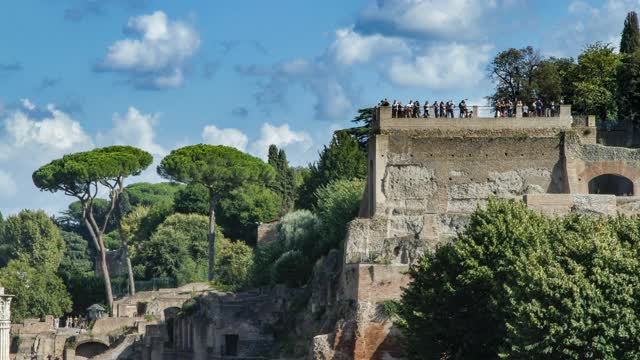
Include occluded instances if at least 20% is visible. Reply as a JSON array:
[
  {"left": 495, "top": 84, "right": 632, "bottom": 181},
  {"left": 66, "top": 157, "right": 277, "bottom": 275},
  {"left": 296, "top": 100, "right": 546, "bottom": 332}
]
[
  {"left": 0, "top": 259, "right": 72, "bottom": 322},
  {"left": 32, "top": 145, "right": 152, "bottom": 311},
  {"left": 1, "top": 210, "right": 65, "bottom": 272},
  {"left": 218, "top": 184, "right": 281, "bottom": 244},
  {"left": 297, "top": 131, "right": 366, "bottom": 209},
  {"left": 397, "top": 200, "right": 640, "bottom": 360},
  {"left": 621, "top": 11, "right": 640, "bottom": 54},
  {"left": 158, "top": 144, "right": 275, "bottom": 281},
  {"left": 123, "top": 182, "right": 183, "bottom": 209},
  {"left": 268, "top": 145, "right": 296, "bottom": 214}
]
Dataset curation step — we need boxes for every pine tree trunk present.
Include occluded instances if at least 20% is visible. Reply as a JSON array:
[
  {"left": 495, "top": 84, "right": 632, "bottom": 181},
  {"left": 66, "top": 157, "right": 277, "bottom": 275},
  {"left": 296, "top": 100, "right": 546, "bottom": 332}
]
[
  {"left": 208, "top": 191, "right": 216, "bottom": 282},
  {"left": 98, "top": 234, "right": 115, "bottom": 315},
  {"left": 117, "top": 216, "right": 136, "bottom": 296}
]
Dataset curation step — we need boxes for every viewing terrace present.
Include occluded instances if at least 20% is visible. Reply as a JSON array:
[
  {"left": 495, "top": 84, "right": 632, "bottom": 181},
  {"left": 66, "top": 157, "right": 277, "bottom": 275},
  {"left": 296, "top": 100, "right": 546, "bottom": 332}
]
[{"left": 373, "top": 104, "right": 573, "bottom": 131}]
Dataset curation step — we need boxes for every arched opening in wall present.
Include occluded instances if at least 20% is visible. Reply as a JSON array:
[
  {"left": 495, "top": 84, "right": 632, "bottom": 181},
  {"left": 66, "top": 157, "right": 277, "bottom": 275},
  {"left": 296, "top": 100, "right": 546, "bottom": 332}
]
[
  {"left": 588, "top": 174, "right": 634, "bottom": 196},
  {"left": 75, "top": 341, "right": 109, "bottom": 359}
]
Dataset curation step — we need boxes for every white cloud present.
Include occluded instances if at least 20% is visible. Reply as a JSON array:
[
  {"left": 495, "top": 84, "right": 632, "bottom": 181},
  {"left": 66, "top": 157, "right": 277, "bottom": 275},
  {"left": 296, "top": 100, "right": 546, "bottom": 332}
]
[
  {"left": 387, "top": 43, "right": 493, "bottom": 88},
  {"left": 330, "top": 27, "right": 409, "bottom": 66},
  {"left": 356, "top": 0, "right": 501, "bottom": 39},
  {"left": 0, "top": 100, "right": 169, "bottom": 216},
  {"left": 200, "top": 122, "right": 312, "bottom": 163},
  {"left": 99, "top": 10, "right": 200, "bottom": 89},
  {"left": 2, "top": 102, "right": 93, "bottom": 159},
  {"left": 20, "top": 98, "right": 35, "bottom": 111},
  {"left": 97, "top": 106, "right": 165, "bottom": 156},
  {"left": 250, "top": 123, "right": 311, "bottom": 160},
  {"left": 0, "top": 100, "right": 95, "bottom": 215},
  {"left": 202, "top": 125, "right": 249, "bottom": 151}
]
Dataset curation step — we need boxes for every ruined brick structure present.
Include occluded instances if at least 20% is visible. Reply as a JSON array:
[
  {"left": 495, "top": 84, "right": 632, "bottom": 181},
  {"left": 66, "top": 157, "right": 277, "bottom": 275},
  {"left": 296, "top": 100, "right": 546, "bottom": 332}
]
[
  {"left": 140, "top": 104, "right": 640, "bottom": 360},
  {"left": 310, "top": 105, "right": 640, "bottom": 359}
]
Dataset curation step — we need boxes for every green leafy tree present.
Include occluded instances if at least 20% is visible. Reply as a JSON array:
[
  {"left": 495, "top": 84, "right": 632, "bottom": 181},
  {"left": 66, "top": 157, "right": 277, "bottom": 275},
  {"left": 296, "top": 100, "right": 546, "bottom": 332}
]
[
  {"left": 58, "top": 230, "right": 93, "bottom": 278},
  {"left": 314, "top": 178, "right": 365, "bottom": 254},
  {"left": 347, "top": 107, "right": 374, "bottom": 150},
  {"left": 214, "top": 237, "right": 254, "bottom": 291},
  {"left": 0, "top": 259, "right": 72, "bottom": 322},
  {"left": 621, "top": 11, "right": 640, "bottom": 54},
  {"left": 136, "top": 213, "right": 209, "bottom": 283},
  {"left": 218, "top": 184, "right": 281, "bottom": 244},
  {"left": 157, "top": 144, "right": 275, "bottom": 281},
  {"left": 573, "top": 42, "right": 621, "bottom": 120},
  {"left": 57, "top": 199, "right": 117, "bottom": 238},
  {"left": 1, "top": 210, "right": 65, "bottom": 272},
  {"left": 297, "top": 131, "right": 366, "bottom": 209},
  {"left": 173, "top": 183, "right": 209, "bottom": 215},
  {"left": 267, "top": 145, "right": 296, "bottom": 213},
  {"left": 617, "top": 50, "right": 640, "bottom": 123},
  {"left": 396, "top": 199, "right": 640, "bottom": 359},
  {"left": 123, "top": 182, "right": 183, "bottom": 209},
  {"left": 532, "top": 59, "right": 562, "bottom": 104},
  {"left": 270, "top": 250, "right": 311, "bottom": 288},
  {"left": 32, "top": 145, "right": 153, "bottom": 312},
  {"left": 487, "top": 46, "right": 542, "bottom": 104}
]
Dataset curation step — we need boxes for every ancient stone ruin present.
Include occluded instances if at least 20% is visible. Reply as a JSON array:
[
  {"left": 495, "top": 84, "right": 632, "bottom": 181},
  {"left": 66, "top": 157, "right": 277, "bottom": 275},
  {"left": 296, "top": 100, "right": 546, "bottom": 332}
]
[{"left": 13, "top": 104, "right": 640, "bottom": 360}]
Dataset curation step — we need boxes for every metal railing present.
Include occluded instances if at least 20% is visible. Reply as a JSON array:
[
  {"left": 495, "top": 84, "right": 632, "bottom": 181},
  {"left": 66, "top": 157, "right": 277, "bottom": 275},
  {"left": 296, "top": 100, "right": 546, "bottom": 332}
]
[
  {"left": 111, "top": 276, "right": 177, "bottom": 297},
  {"left": 388, "top": 105, "right": 564, "bottom": 119}
]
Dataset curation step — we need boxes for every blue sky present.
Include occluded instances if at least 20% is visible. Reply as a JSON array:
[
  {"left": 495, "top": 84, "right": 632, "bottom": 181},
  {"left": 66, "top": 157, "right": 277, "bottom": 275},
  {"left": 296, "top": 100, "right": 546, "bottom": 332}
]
[{"left": 0, "top": 0, "right": 636, "bottom": 215}]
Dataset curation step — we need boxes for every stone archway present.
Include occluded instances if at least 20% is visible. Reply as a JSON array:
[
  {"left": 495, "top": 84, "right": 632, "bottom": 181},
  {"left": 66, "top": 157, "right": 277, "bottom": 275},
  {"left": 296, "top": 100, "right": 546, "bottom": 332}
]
[
  {"left": 574, "top": 161, "right": 640, "bottom": 195},
  {"left": 589, "top": 174, "right": 634, "bottom": 196},
  {"left": 74, "top": 339, "right": 110, "bottom": 359}
]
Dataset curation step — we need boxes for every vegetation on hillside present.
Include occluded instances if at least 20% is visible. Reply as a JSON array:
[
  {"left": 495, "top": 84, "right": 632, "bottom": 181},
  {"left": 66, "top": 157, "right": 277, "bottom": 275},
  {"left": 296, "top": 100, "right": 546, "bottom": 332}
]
[{"left": 396, "top": 199, "right": 640, "bottom": 359}]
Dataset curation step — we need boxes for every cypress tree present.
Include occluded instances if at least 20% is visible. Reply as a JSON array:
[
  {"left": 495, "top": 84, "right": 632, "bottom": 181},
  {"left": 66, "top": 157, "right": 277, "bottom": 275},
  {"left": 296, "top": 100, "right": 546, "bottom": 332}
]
[{"left": 621, "top": 11, "right": 640, "bottom": 54}]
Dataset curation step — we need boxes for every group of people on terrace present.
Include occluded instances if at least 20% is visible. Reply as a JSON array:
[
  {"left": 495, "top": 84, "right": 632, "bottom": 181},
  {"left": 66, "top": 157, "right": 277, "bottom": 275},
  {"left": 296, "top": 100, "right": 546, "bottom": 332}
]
[
  {"left": 380, "top": 99, "right": 473, "bottom": 119},
  {"left": 378, "top": 98, "right": 563, "bottom": 119},
  {"left": 495, "top": 99, "right": 562, "bottom": 118}
]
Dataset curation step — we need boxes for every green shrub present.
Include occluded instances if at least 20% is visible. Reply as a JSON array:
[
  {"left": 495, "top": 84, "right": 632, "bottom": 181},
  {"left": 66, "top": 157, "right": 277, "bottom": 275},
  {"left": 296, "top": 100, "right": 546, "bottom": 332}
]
[
  {"left": 250, "top": 239, "right": 285, "bottom": 287},
  {"left": 314, "top": 178, "right": 365, "bottom": 254},
  {"left": 214, "top": 237, "right": 254, "bottom": 290},
  {"left": 397, "top": 199, "right": 640, "bottom": 360},
  {"left": 271, "top": 250, "right": 312, "bottom": 288},
  {"left": 278, "top": 210, "right": 321, "bottom": 258}
]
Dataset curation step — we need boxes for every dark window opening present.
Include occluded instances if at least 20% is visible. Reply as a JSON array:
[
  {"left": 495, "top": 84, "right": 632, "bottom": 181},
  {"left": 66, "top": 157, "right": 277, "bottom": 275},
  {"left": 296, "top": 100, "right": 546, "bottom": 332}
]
[
  {"left": 588, "top": 174, "right": 634, "bottom": 196},
  {"left": 225, "top": 334, "right": 239, "bottom": 356}
]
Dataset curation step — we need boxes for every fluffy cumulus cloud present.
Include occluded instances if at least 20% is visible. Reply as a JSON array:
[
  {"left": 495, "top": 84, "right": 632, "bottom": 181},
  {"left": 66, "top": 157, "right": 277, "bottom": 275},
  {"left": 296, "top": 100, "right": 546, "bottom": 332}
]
[
  {"left": 387, "top": 43, "right": 493, "bottom": 88},
  {"left": 202, "top": 125, "right": 249, "bottom": 151},
  {"left": 330, "top": 27, "right": 409, "bottom": 66},
  {"left": 97, "top": 106, "right": 165, "bottom": 155},
  {"left": 0, "top": 99, "right": 95, "bottom": 215},
  {"left": 250, "top": 123, "right": 311, "bottom": 160},
  {"left": 355, "top": 0, "right": 502, "bottom": 39},
  {"left": 549, "top": 0, "right": 640, "bottom": 56},
  {"left": 201, "top": 122, "right": 312, "bottom": 164},
  {"left": 0, "top": 100, "right": 171, "bottom": 215},
  {"left": 97, "top": 11, "right": 200, "bottom": 89},
  {"left": 237, "top": 0, "right": 512, "bottom": 118}
]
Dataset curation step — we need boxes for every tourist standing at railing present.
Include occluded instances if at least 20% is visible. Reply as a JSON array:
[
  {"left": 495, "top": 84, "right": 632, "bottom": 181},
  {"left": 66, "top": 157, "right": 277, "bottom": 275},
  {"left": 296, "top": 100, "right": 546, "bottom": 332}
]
[
  {"left": 440, "top": 101, "right": 445, "bottom": 118},
  {"left": 550, "top": 101, "right": 556, "bottom": 117},
  {"left": 536, "top": 99, "right": 543, "bottom": 117},
  {"left": 424, "top": 100, "right": 430, "bottom": 118},
  {"left": 414, "top": 100, "right": 420, "bottom": 118},
  {"left": 459, "top": 100, "right": 467, "bottom": 118},
  {"left": 392, "top": 100, "right": 398, "bottom": 118},
  {"left": 433, "top": 101, "right": 439, "bottom": 118}
]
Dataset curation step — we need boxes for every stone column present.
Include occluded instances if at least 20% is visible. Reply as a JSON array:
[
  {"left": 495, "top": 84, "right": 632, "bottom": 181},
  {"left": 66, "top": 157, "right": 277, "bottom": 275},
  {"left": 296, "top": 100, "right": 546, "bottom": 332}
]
[
  {"left": 0, "top": 286, "right": 13, "bottom": 360},
  {"left": 472, "top": 106, "right": 479, "bottom": 118},
  {"left": 516, "top": 104, "right": 522, "bottom": 118}
]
